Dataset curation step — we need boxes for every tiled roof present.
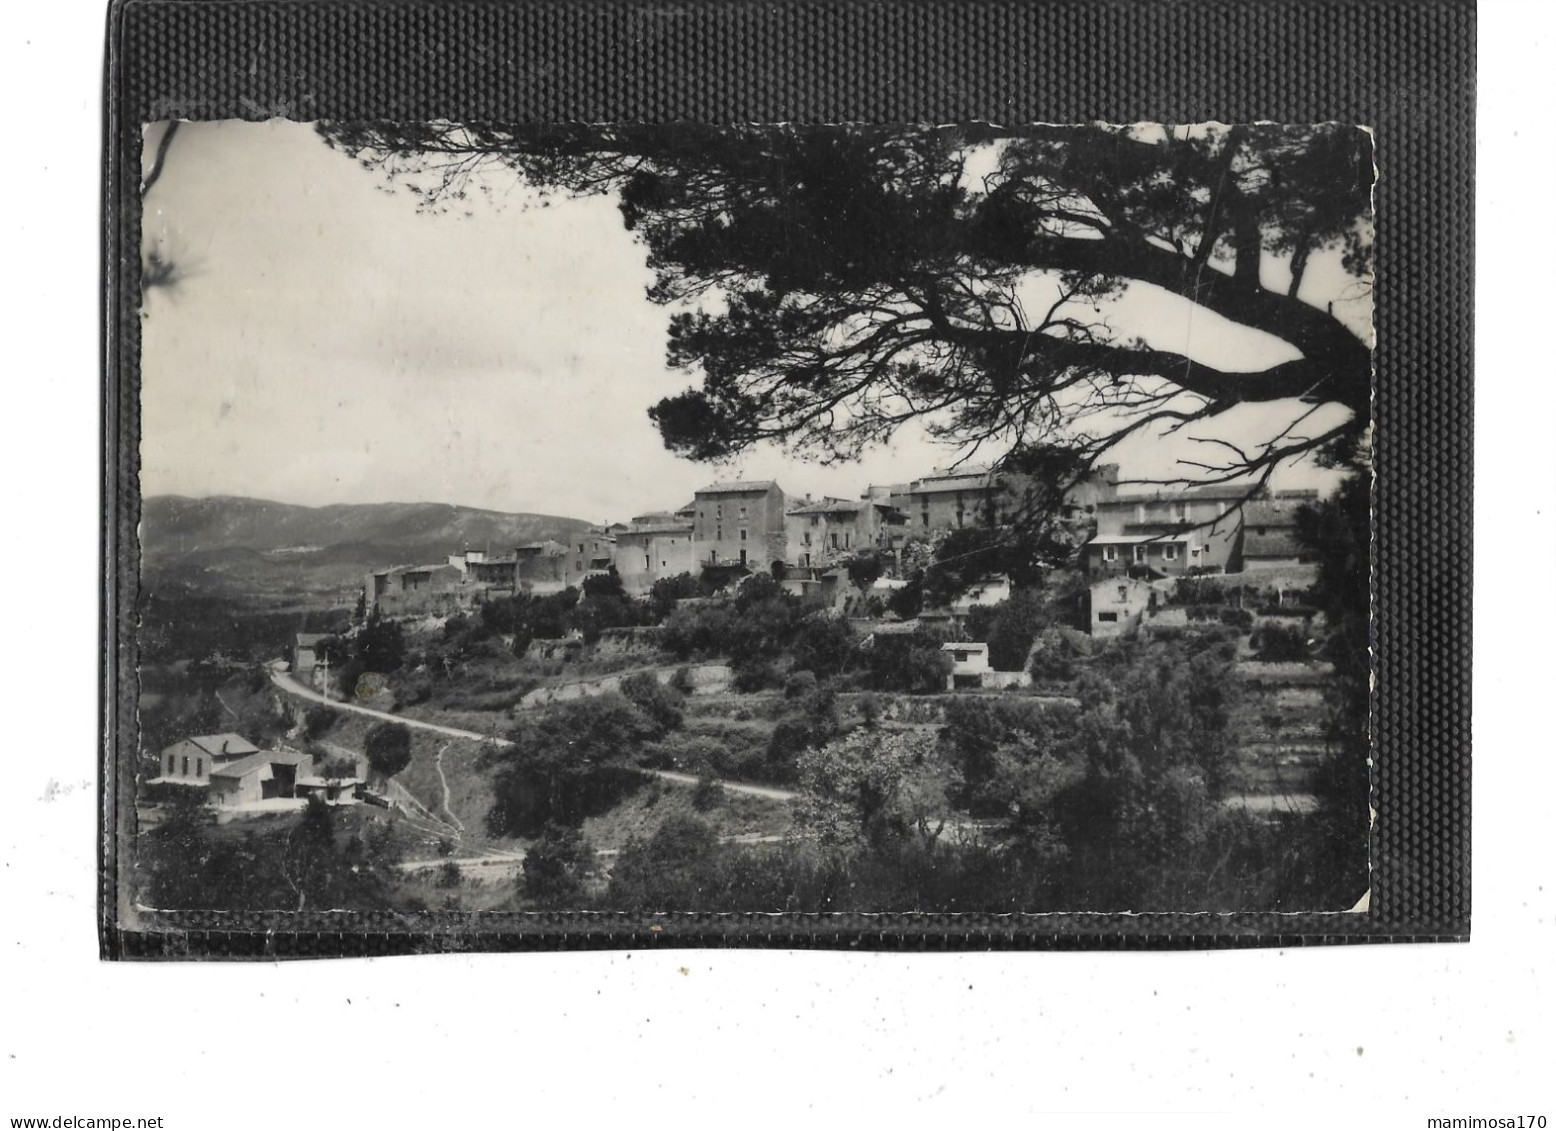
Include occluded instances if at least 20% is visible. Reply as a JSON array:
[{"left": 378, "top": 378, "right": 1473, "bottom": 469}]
[
  {"left": 696, "top": 480, "right": 779, "bottom": 495},
  {"left": 1087, "top": 533, "right": 1189, "bottom": 545},
  {"left": 1243, "top": 529, "right": 1305, "bottom": 558},
  {"left": 182, "top": 734, "right": 260, "bottom": 759},
  {"left": 1243, "top": 498, "right": 1305, "bottom": 526},
  {"left": 626, "top": 525, "right": 694, "bottom": 536},
  {"left": 208, "top": 749, "right": 310, "bottom": 779},
  {"left": 788, "top": 499, "right": 863, "bottom": 516}
]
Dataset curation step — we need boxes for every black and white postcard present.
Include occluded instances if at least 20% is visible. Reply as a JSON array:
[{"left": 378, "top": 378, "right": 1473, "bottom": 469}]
[{"left": 128, "top": 120, "right": 1375, "bottom": 924}]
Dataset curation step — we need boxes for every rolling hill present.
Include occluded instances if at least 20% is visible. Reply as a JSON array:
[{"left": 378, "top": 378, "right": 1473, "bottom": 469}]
[{"left": 140, "top": 495, "right": 594, "bottom": 602}]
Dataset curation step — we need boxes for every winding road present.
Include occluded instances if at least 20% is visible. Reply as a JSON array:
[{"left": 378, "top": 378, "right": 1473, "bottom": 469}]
[{"left": 269, "top": 665, "right": 798, "bottom": 804}]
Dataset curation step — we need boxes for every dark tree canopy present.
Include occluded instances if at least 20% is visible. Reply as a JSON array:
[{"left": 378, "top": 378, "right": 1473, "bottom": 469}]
[
  {"left": 319, "top": 122, "right": 1373, "bottom": 493},
  {"left": 363, "top": 721, "right": 413, "bottom": 782}
]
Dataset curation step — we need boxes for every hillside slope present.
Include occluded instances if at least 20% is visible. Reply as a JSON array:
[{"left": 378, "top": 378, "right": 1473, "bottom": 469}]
[{"left": 140, "top": 495, "right": 594, "bottom": 600}]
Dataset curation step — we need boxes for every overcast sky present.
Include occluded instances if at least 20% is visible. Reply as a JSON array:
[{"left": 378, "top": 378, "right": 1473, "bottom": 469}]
[{"left": 139, "top": 121, "right": 1367, "bottom": 520}]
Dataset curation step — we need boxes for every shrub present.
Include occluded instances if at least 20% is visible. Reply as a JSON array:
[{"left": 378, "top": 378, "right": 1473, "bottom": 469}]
[
  {"left": 619, "top": 671, "right": 685, "bottom": 737},
  {"left": 731, "top": 658, "right": 781, "bottom": 693},
  {"left": 691, "top": 775, "right": 723, "bottom": 812},
  {"left": 1252, "top": 622, "right": 1310, "bottom": 662},
  {"left": 436, "top": 861, "right": 461, "bottom": 889},
  {"left": 303, "top": 705, "right": 337, "bottom": 739},
  {"left": 520, "top": 823, "right": 596, "bottom": 908},
  {"left": 789, "top": 615, "right": 857, "bottom": 679},
  {"left": 670, "top": 665, "right": 696, "bottom": 695},
  {"left": 784, "top": 670, "right": 819, "bottom": 699}
]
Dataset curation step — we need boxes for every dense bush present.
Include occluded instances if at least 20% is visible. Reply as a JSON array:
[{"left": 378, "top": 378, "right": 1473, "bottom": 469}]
[
  {"left": 520, "top": 823, "right": 597, "bottom": 908},
  {"left": 788, "top": 615, "right": 857, "bottom": 679},
  {"left": 618, "top": 671, "right": 685, "bottom": 737},
  {"left": 1252, "top": 622, "right": 1310, "bottom": 661},
  {"left": 363, "top": 721, "right": 412, "bottom": 784},
  {"left": 485, "top": 695, "right": 653, "bottom": 836},
  {"left": 862, "top": 633, "right": 952, "bottom": 694},
  {"left": 784, "top": 670, "right": 819, "bottom": 699},
  {"left": 647, "top": 572, "right": 707, "bottom": 621}
]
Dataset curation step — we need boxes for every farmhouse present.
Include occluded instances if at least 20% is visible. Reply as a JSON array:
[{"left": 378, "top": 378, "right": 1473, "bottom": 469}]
[
  {"left": 206, "top": 749, "right": 315, "bottom": 808},
  {"left": 157, "top": 733, "right": 260, "bottom": 785}
]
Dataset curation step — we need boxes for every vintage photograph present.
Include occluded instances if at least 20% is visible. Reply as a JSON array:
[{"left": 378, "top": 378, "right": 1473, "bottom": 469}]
[{"left": 130, "top": 120, "right": 1374, "bottom": 920}]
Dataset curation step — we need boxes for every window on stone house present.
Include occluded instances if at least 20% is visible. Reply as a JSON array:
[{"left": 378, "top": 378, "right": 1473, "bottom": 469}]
[
  {"left": 1164, "top": 544, "right": 1178, "bottom": 561},
  {"left": 196, "top": 758, "right": 203, "bottom": 777},
  {"left": 182, "top": 756, "right": 189, "bottom": 776},
  {"left": 1098, "top": 611, "right": 1119, "bottom": 623},
  {"left": 1117, "top": 586, "right": 1128, "bottom": 602},
  {"left": 740, "top": 528, "right": 748, "bottom": 541},
  {"left": 1103, "top": 545, "right": 1117, "bottom": 562},
  {"left": 739, "top": 506, "right": 747, "bottom": 519},
  {"left": 1134, "top": 545, "right": 1147, "bottom": 563}
]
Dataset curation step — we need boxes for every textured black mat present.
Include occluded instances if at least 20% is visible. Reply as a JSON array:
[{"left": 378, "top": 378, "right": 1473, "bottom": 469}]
[{"left": 102, "top": 0, "right": 1474, "bottom": 956}]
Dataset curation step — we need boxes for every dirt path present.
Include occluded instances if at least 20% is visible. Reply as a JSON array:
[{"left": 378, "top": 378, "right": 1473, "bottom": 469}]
[
  {"left": 433, "top": 742, "right": 466, "bottom": 833},
  {"left": 270, "top": 667, "right": 503, "bottom": 744}
]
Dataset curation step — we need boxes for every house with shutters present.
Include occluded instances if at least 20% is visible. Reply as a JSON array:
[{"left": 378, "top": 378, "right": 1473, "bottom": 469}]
[{"left": 1083, "top": 485, "right": 1247, "bottom": 577}]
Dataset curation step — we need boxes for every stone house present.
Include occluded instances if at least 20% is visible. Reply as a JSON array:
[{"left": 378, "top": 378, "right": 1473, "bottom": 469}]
[
  {"left": 692, "top": 481, "right": 788, "bottom": 573},
  {"left": 879, "top": 465, "right": 1034, "bottom": 537},
  {"left": 292, "top": 633, "right": 329, "bottom": 688},
  {"left": 784, "top": 496, "right": 905, "bottom": 569},
  {"left": 613, "top": 520, "right": 696, "bottom": 595},
  {"left": 1241, "top": 492, "right": 1317, "bottom": 570},
  {"left": 364, "top": 562, "right": 467, "bottom": 616}
]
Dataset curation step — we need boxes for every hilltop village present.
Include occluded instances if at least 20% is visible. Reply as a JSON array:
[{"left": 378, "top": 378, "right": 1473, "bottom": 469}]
[
  {"left": 357, "top": 462, "right": 1319, "bottom": 637},
  {"left": 136, "top": 457, "right": 1358, "bottom": 917}
]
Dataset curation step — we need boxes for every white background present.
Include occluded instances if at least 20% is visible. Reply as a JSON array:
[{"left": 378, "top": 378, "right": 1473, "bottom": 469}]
[{"left": 1, "top": 2, "right": 1549, "bottom": 1127}]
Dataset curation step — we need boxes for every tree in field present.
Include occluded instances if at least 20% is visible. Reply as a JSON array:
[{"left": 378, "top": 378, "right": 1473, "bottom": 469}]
[
  {"left": 319, "top": 122, "right": 1373, "bottom": 499},
  {"left": 794, "top": 728, "right": 953, "bottom": 848},
  {"left": 520, "top": 823, "right": 597, "bottom": 908},
  {"left": 487, "top": 695, "right": 654, "bottom": 836},
  {"left": 362, "top": 721, "right": 412, "bottom": 787}
]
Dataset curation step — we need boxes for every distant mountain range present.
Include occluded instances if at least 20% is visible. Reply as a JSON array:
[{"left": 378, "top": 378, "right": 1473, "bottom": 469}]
[{"left": 140, "top": 495, "right": 594, "bottom": 602}]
